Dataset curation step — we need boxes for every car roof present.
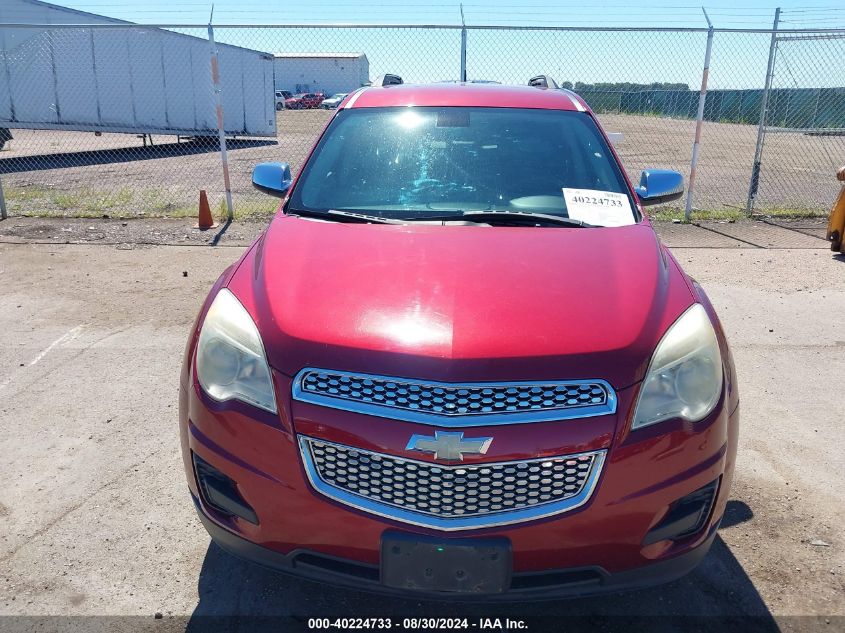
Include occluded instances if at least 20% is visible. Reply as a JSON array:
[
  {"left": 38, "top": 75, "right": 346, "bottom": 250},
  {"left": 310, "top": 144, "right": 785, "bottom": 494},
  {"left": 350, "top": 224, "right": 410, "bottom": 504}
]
[{"left": 346, "top": 83, "right": 587, "bottom": 111}]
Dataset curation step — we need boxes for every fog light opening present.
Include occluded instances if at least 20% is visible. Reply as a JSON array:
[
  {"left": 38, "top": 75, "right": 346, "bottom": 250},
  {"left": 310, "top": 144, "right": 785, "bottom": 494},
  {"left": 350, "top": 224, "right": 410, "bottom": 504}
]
[
  {"left": 643, "top": 477, "right": 720, "bottom": 546},
  {"left": 192, "top": 452, "right": 259, "bottom": 525}
]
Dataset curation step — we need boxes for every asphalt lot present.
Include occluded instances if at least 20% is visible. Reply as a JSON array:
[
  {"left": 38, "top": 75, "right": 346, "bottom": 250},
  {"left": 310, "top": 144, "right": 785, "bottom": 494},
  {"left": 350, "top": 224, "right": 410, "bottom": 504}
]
[{"left": 0, "top": 219, "right": 843, "bottom": 631}]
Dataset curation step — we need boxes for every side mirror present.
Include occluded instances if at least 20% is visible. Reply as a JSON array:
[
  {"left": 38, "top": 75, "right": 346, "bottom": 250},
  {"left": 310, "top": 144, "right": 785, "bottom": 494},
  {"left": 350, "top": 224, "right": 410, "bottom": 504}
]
[
  {"left": 252, "top": 162, "right": 292, "bottom": 197},
  {"left": 635, "top": 169, "right": 684, "bottom": 206}
]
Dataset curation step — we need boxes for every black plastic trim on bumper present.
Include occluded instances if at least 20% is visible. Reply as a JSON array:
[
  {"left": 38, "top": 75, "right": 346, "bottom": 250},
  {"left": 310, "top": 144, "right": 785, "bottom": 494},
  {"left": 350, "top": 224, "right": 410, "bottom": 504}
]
[
  {"left": 643, "top": 477, "right": 720, "bottom": 545},
  {"left": 192, "top": 495, "right": 717, "bottom": 602},
  {"left": 193, "top": 452, "right": 259, "bottom": 525}
]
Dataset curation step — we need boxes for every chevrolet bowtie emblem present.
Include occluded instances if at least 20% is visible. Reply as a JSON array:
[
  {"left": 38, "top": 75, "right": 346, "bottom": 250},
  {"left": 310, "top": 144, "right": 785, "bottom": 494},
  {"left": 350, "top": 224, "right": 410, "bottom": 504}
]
[{"left": 405, "top": 431, "right": 493, "bottom": 462}]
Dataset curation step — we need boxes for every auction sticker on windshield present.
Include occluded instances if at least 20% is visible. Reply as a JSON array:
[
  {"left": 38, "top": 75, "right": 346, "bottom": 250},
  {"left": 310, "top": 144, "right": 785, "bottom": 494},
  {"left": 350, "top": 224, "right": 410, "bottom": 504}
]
[{"left": 562, "top": 188, "right": 634, "bottom": 227}]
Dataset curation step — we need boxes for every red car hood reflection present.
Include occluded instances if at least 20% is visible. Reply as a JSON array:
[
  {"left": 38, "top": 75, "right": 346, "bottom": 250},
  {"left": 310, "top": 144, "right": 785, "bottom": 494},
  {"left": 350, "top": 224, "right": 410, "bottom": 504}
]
[{"left": 228, "top": 215, "right": 694, "bottom": 389}]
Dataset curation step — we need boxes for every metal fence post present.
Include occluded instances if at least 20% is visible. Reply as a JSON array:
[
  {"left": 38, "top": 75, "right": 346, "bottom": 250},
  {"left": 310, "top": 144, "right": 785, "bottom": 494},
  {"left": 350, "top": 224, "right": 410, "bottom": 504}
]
[
  {"left": 684, "top": 13, "right": 714, "bottom": 221},
  {"left": 746, "top": 7, "right": 781, "bottom": 215},
  {"left": 810, "top": 88, "right": 821, "bottom": 128},
  {"left": 460, "top": 4, "right": 467, "bottom": 82},
  {"left": 208, "top": 24, "right": 234, "bottom": 222},
  {"left": 0, "top": 176, "right": 7, "bottom": 220}
]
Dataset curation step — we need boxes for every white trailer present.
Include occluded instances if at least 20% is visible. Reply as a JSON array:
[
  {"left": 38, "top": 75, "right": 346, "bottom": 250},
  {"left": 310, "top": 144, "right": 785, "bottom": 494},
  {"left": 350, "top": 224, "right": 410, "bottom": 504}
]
[{"left": 0, "top": 0, "right": 276, "bottom": 138}]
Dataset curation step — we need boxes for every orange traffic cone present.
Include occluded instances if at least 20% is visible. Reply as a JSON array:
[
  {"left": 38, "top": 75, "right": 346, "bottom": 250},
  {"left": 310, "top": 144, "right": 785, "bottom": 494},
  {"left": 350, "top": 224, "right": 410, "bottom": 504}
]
[{"left": 195, "top": 190, "right": 218, "bottom": 230}]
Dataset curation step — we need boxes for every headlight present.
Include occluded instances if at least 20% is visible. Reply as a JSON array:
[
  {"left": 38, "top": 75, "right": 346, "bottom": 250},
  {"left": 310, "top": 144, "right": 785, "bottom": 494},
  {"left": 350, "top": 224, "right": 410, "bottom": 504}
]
[
  {"left": 631, "top": 304, "right": 722, "bottom": 430},
  {"left": 196, "top": 288, "right": 277, "bottom": 413}
]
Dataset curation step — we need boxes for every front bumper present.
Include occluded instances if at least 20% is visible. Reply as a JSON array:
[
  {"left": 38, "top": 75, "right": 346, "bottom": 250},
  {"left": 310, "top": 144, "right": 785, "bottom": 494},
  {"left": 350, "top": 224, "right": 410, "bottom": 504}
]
[
  {"left": 193, "top": 492, "right": 718, "bottom": 601},
  {"left": 179, "top": 368, "right": 738, "bottom": 598}
]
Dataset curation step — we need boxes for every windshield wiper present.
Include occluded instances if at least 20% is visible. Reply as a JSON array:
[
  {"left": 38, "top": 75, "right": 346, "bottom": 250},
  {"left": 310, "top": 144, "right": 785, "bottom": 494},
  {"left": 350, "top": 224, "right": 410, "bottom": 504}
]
[
  {"left": 288, "top": 208, "right": 596, "bottom": 227},
  {"left": 408, "top": 210, "right": 597, "bottom": 227},
  {"left": 287, "top": 208, "right": 404, "bottom": 224}
]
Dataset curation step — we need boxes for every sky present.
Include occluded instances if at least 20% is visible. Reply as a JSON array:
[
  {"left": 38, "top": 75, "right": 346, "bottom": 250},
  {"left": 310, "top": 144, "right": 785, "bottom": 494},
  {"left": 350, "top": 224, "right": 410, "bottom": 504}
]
[
  {"left": 17, "top": 0, "right": 845, "bottom": 29},
  {"left": 3, "top": 1, "right": 844, "bottom": 90}
]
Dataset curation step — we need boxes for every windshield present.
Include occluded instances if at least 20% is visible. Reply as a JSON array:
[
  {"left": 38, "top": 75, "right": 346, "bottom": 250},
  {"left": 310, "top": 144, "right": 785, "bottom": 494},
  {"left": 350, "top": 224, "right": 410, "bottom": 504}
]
[{"left": 289, "top": 106, "right": 638, "bottom": 227}]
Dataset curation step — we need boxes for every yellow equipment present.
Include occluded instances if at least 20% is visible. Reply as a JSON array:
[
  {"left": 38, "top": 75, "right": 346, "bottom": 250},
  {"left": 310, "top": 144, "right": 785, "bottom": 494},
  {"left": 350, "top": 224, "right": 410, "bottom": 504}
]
[{"left": 828, "top": 166, "right": 845, "bottom": 253}]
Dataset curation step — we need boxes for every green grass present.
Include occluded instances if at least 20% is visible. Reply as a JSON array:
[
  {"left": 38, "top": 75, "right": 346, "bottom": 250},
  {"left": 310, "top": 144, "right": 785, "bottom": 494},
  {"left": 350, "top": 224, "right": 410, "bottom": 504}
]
[
  {"left": 648, "top": 207, "right": 744, "bottom": 222},
  {"left": 4, "top": 185, "right": 51, "bottom": 203},
  {"left": 4, "top": 184, "right": 278, "bottom": 220},
  {"left": 139, "top": 189, "right": 196, "bottom": 218},
  {"left": 218, "top": 198, "right": 278, "bottom": 221},
  {"left": 3, "top": 184, "right": 827, "bottom": 223},
  {"left": 4, "top": 184, "right": 203, "bottom": 219},
  {"left": 751, "top": 207, "right": 829, "bottom": 219},
  {"left": 648, "top": 205, "right": 828, "bottom": 223},
  {"left": 50, "top": 187, "right": 134, "bottom": 214}
]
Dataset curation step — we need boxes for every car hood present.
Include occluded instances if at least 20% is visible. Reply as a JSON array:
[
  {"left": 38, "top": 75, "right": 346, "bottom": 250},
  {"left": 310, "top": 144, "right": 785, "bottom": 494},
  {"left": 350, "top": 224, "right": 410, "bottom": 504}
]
[{"left": 228, "top": 216, "right": 694, "bottom": 389}]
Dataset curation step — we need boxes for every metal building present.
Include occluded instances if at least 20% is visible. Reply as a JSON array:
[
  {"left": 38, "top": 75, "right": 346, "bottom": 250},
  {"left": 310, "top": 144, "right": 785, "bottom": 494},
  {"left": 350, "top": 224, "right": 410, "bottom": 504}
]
[
  {"left": 0, "top": 0, "right": 276, "bottom": 137},
  {"left": 273, "top": 52, "right": 369, "bottom": 96}
]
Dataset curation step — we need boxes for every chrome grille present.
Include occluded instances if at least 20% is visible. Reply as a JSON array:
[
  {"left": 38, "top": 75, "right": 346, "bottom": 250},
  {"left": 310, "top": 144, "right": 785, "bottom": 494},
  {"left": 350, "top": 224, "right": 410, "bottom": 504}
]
[
  {"left": 300, "top": 436, "right": 606, "bottom": 530},
  {"left": 292, "top": 368, "right": 616, "bottom": 426}
]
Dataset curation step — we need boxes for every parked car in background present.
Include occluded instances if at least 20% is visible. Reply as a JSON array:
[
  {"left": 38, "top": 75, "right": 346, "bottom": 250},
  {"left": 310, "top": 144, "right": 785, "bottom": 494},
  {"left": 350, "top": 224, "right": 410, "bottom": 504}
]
[
  {"left": 321, "top": 93, "right": 349, "bottom": 109},
  {"left": 0, "top": 127, "right": 12, "bottom": 150},
  {"left": 275, "top": 91, "right": 293, "bottom": 111},
  {"left": 285, "top": 93, "right": 325, "bottom": 109}
]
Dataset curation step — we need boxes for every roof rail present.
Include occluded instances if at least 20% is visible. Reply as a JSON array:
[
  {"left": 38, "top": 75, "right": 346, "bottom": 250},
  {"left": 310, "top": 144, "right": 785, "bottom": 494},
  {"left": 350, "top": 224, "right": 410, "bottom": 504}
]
[
  {"left": 372, "top": 73, "right": 403, "bottom": 87},
  {"left": 559, "top": 87, "right": 587, "bottom": 112},
  {"left": 528, "top": 75, "right": 559, "bottom": 89}
]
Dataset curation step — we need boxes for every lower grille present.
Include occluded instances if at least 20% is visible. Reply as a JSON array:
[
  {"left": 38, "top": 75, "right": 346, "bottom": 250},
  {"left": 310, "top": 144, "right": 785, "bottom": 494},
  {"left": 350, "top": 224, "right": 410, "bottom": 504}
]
[{"left": 299, "top": 436, "right": 605, "bottom": 531}]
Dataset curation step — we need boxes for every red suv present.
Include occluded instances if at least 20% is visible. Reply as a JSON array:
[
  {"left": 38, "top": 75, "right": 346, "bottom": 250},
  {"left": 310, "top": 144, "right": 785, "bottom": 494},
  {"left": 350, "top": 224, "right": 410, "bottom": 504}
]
[
  {"left": 180, "top": 77, "right": 739, "bottom": 599},
  {"left": 285, "top": 92, "right": 324, "bottom": 109}
]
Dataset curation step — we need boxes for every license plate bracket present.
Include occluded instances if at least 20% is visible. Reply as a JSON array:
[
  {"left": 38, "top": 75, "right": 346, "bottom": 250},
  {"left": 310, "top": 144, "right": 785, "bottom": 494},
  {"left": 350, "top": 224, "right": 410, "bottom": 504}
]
[{"left": 380, "top": 531, "right": 512, "bottom": 594}]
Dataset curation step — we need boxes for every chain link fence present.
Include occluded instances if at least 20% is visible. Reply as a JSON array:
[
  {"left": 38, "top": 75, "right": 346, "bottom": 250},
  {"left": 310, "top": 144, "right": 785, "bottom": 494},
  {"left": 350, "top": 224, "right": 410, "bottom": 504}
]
[
  {"left": 0, "top": 22, "right": 843, "bottom": 221},
  {"left": 751, "top": 29, "right": 845, "bottom": 212}
]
